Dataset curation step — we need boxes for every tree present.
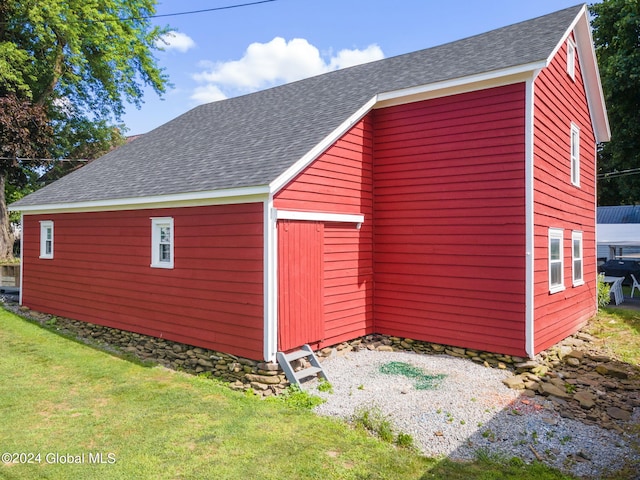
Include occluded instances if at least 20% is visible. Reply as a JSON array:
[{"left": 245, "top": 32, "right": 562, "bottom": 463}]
[
  {"left": 0, "top": 94, "right": 53, "bottom": 258},
  {"left": 0, "top": 0, "right": 170, "bottom": 259},
  {"left": 591, "top": 0, "right": 640, "bottom": 205}
]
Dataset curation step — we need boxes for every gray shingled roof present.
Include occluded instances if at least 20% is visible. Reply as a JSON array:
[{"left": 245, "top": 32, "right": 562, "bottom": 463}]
[{"left": 12, "top": 5, "right": 583, "bottom": 208}]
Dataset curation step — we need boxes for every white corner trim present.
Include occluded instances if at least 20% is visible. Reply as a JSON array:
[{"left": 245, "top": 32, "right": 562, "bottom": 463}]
[
  {"left": 275, "top": 210, "right": 364, "bottom": 225},
  {"left": 525, "top": 76, "right": 537, "bottom": 359},
  {"left": 263, "top": 199, "right": 278, "bottom": 362},
  {"left": 269, "top": 96, "right": 378, "bottom": 194}
]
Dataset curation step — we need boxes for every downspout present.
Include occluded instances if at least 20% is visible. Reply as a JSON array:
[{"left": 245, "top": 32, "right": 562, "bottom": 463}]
[
  {"left": 525, "top": 74, "right": 538, "bottom": 358},
  {"left": 263, "top": 196, "right": 278, "bottom": 362}
]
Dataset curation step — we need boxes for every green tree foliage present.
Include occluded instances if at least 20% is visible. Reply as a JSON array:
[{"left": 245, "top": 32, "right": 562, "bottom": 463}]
[
  {"left": 591, "top": 0, "right": 640, "bottom": 205},
  {"left": 0, "top": 0, "right": 170, "bottom": 259}
]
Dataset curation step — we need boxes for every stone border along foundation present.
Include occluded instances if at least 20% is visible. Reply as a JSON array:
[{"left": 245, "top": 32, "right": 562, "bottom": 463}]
[{"left": 8, "top": 305, "right": 640, "bottom": 432}]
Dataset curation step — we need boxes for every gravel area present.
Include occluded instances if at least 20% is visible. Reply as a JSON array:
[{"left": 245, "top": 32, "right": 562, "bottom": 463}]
[{"left": 308, "top": 349, "right": 639, "bottom": 479}]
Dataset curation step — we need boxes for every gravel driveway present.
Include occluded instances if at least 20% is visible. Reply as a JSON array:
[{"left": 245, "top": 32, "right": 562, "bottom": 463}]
[{"left": 308, "top": 349, "right": 639, "bottom": 479}]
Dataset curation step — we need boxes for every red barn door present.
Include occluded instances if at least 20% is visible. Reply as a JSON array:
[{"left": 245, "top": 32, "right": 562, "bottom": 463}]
[{"left": 277, "top": 220, "right": 324, "bottom": 351}]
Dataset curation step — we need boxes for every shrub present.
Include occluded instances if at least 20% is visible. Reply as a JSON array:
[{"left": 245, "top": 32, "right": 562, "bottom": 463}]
[
  {"left": 270, "top": 384, "right": 325, "bottom": 410},
  {"left": 597, "top": 273, "right": 611, "bottom": 309}
]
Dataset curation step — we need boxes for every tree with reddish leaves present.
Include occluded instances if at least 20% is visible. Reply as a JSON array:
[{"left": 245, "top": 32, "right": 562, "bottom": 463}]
[
  {"left": 0, "top": 0, "right": 170, "bottom": 260},
  {"left": 0, "top": 95, "right": 52, "bottom": 258}
]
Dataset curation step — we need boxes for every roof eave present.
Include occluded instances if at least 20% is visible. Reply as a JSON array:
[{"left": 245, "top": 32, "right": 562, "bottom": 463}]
[
  {"left": 10, "top": 185, "right": 271, "bottom": 214},
  {"left": 550, "top": 4, "right": 610, "bottom": 143}
]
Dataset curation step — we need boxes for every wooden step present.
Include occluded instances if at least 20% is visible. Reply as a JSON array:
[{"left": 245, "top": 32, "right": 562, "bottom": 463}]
[
  {"left": 283, "top": 349, "right": 313, "bottom": 362},
  {"left": 276, "top": 344, "right": 328, "bottom": 386},
  {"left": 294, "top": 366, "right": 323, "bottom": 380}
]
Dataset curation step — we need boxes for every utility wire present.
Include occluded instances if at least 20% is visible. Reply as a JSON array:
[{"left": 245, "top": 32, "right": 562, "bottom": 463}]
[
  {"left": 0, "top": 157, "right": 89, "bottom": 163},
  {"left": 125, "top": 0, "right": 277, "bottom": 21},
  {"left": 598, "top": 167, "right": 640, "bottom": 180},
  {"left": 0, "top": 0, "right": 277, "bottom": 26}
]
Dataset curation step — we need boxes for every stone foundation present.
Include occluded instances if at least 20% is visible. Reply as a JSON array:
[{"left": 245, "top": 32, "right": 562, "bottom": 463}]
[{"left": 8, "top": 306, "right": 639, "bottom": 426}]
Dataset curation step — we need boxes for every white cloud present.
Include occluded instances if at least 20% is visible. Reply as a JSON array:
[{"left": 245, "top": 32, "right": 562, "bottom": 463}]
[
  {"left": 156, "top": 32, "right": 196, "bottom": 53},
  {"left": 191, "top": 37, "right": 384, "bottom": 104},
  {"left": 191, "top": 84, "right": 228, "bottom": 104},
  {"left": 328, "top": 44, "right": 385, "bottom": 70}
]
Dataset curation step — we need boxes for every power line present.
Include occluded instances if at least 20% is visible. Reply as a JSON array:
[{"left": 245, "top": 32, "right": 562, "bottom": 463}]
[
  {"left": 598, "top": 167, "right": 640, "bottom": 180},
  {"left": 0, "top": 157, "right": 89, "bottom": 163},
  {"left": 0, "top": 0, "right": 277, "bottom": 26},
  {"left": 125, "top": 0, "right": 277, "bottom": 21}
]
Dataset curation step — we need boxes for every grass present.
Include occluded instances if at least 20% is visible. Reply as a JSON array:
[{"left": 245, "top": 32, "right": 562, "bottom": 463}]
[
  {"left": 0, "top": 308, "right": 579, "bottom": 479},
  {"left": 588, "top": 304, "right": 640, "bottom": 365}
]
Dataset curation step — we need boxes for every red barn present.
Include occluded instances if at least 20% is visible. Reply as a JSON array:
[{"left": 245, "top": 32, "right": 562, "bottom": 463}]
[{"left": 11, "top": 5, "right": 609, "bottom": 362}]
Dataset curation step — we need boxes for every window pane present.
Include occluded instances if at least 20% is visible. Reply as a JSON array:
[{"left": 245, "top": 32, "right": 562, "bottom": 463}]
[
  {"left": 45, "top": 240, "right": 52, "bottom": 255},
  {"left": 573, "top": 259, "right": 582, "bottom": 281},
  {"left": 550, "top": 239, "right": 560, "bottom": 260},
  {"left": 551, "top": 263, "right": 562, "bottom": 286},
  {"left": 573, "top": 239, "right": 581, "bottom": 258},
  {"left": 159, "top": 244, "right": 171, "bottom": 262},
  {"left": 160, "top": 226, "right": 171, "bottom": 243}
]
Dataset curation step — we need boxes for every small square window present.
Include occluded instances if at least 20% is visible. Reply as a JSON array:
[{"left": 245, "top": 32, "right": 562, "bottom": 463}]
[
  {"left": 151, "top": 217, "right": 174, "bottom": 269},
  {"left": 549, "top": 228, "right": 564, "bottom": 293},
  {"left": 567, "top": 38, "right": 576, "bottom": 80},
  {"left": 39, "top": 220, "right": 54, "bottom": 259}
]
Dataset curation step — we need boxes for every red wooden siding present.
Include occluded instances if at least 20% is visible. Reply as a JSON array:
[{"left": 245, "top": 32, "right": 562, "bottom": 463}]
[
  {"left": 373, "top": 84, "right": 528, "bottom": 355},
  {"left": 274, "top": 118, "right": 374, "bottom": 347},
  {"left": 21, "top": 203, "right": 265, "bottom": 359},
  {"left": 533, "top": 33, "right": 597, "bottom": 351},
  {"left": 321, "top": 222, "right": 374, "bottom": 347},
  {"left": 277, "top": 220, "right": 324, "bottom": 351}
]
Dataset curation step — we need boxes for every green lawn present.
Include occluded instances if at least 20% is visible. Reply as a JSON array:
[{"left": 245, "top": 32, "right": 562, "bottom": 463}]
[
  {"left": 0, "top": 309, "right": 574, "bottom": 480},
  {"left": 591, "top": 303, "right": 640, "bottom": 365}
]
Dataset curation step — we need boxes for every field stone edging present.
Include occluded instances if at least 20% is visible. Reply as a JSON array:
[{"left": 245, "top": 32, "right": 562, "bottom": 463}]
[{"left": 7, "top": 305, "right": 640, "bottom": 429}]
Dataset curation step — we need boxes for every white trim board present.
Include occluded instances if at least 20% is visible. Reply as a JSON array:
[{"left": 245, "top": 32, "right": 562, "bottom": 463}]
[
  {"left": 11, "top": 187, "right": 270, "bottom": 215},
  {"left": 263, "top": 197, "right": 278, "bottom": 362},
  {"left": 275, "top": 210, "right": 364, "bottom": 224},
  {"left": 524, "top": 75, "right": 537, "bottom": 359}
]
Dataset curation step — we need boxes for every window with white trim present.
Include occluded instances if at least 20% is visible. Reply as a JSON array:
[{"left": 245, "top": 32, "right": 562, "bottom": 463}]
[
  {"left": 571, "top": 123, "right": 580, "bottom": 187},
  {"left": 151, "top": 217, "right": 174, "bottom": 269},
  {"left": 572, "top": 231, "right": 584, "bottom": 286},
  {"left": 39, "top": 220, "right": 54, "bottom": 259},
  {"left": 549, "top": 228, "right": 564, "bottom": 293},
  {"left": 567, "top": 38, "right": 576, "bottom": 80}
]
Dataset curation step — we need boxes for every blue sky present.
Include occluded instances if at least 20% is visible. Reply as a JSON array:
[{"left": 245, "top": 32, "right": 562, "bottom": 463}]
[{"left": 122, "top": 0, "right": 587, "bottom": 135}]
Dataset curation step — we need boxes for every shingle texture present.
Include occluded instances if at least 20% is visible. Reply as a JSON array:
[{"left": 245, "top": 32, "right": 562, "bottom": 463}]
[{"left": 12, "top": 5, "right": 583, "bottom": 208}]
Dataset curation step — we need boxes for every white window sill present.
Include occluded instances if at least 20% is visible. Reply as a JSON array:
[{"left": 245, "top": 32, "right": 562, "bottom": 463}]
[
  {"left": 549, "top": 285, "right": 566, "bottom": 294},
  {"left": 151, "top": 262, "right": 174, "bottom": 269}
]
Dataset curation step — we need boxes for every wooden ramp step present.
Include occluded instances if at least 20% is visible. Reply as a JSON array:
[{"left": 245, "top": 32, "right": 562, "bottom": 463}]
[{"left": 276, "top": 344, "right": 328, "bottom": 386}]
